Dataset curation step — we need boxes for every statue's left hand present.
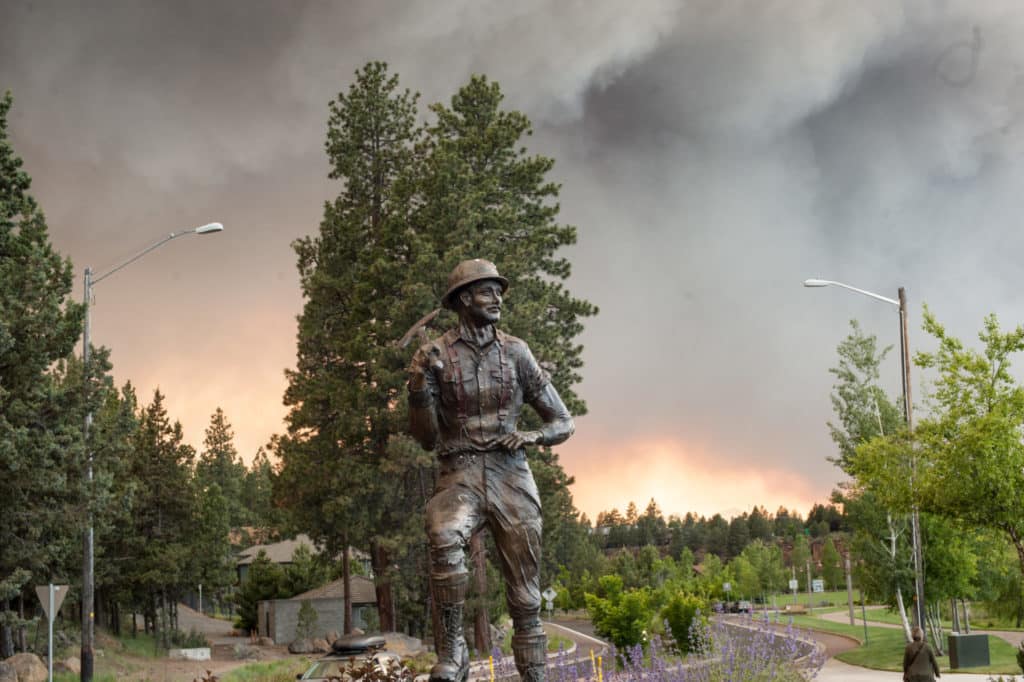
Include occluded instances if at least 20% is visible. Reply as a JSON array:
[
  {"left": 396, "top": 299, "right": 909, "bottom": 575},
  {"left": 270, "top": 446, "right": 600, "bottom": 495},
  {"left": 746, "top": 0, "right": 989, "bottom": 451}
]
[{"left": 497, "top": 431, "right": 542, "bottom": 450}]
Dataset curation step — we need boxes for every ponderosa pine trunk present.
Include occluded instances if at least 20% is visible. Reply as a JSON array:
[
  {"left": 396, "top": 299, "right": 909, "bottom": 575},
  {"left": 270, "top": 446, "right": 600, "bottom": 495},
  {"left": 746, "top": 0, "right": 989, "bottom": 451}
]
[{"left": 371, "top": 541, "right": 396, "bottom": 632}]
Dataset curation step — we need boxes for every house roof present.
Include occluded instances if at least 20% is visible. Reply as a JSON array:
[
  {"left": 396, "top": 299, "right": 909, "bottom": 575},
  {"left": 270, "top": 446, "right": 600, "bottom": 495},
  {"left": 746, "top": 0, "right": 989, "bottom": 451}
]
[
  {"left": 291, "top": 575, "right": 378, "bottom": 604},
  {"left": 236, "top": 534, "right": 371, "bottom": 566},
  {"left": 237, "top": 534, "right": 317, "bottom": 565}
]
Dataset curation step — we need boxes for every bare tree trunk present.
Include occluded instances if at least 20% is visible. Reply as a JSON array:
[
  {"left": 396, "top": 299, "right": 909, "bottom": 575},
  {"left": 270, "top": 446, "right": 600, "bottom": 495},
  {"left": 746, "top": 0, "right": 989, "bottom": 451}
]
[
  {"left": 887, "top": 513, "right": 913, "bottom": 642},
  {"left": 0, "top": 599, "right": 13, "bottom": 657},
  {"left": 371, "top": 541, "right": 396, "bottom": 632},
  {"left": 926, "top": 602, "right": 944, "bottom": 655},
  {"left": 17, "top": 594, "right": 26, "bottom": 652},
  {"left": 1007, "top": 527, "right": 1024, "bottom": 628}
]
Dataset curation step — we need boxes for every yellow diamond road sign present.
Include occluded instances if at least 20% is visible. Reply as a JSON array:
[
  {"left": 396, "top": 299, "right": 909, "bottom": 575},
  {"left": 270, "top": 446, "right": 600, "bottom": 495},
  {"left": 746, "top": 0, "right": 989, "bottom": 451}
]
[{"left": 36, "top": 585, "right": 69, "bottom": 620}]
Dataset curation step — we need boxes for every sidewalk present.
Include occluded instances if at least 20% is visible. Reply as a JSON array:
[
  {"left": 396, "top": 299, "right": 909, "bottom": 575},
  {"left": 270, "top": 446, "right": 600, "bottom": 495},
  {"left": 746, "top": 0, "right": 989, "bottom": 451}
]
[{"left": 817, "top": 657, "right": 1013, "bottom": 681}]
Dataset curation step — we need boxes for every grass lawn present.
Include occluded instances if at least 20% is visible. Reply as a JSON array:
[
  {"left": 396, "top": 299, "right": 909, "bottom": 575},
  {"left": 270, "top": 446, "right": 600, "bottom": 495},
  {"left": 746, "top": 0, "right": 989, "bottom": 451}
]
[
  {"left": 220, "top": 658, "right": 311, "bottom": 681},
  {"left": 772, "top": 589, "right": 853, "bottom": 609},
  {"left": 857, "top": 607, "right": 1024, "bottom": 632},
  {"left": 789, "top": 614, "right": 1022, "bottom": 675}
]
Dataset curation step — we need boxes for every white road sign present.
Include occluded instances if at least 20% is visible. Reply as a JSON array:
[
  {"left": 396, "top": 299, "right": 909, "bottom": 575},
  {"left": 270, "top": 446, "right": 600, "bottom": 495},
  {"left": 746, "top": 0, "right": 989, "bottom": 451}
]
[
  {"left": 812, "top": 579, "right": 824, "bottom": 593},
  {"left": 35, "top": 584, "right": 68, "bottom": 619},
  {"left": 788, "top": 579, "right": 799, "bottom": 591}
]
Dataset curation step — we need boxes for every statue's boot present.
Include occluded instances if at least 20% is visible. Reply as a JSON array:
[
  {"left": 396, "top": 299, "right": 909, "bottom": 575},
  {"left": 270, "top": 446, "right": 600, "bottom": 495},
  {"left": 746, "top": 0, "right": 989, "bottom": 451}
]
[
  {"left": 430, "top": 574, "right": 470, "bottom": 682},
  {"left": 512, "top": 629, "right": 547, "bottom": 682}
]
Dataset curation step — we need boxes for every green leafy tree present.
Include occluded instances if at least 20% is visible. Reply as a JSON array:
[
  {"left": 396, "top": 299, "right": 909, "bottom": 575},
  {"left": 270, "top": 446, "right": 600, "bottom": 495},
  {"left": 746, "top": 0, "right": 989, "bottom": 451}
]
[
  {"left": 914, "top": 310, "right": 1024, "bottom": 624},
  {"left": 828, "top": 320, "right": 903, "bottom": 473},
  {"left": 855, "top": 310, "right": 1024, "bottom": 626},
  {"left": 296, "top": 599, "right": 319, "bottom": 641},
  {"left": 585, "top": 575, "right": 653, "bottom": 650},
  {"left": 740, "top": 540, "right": 785, "bottom": 598},
  {"left": 790, "top": 535, "right": 811, "bottom": 589},
  {"left": 820, "top": 537, "right": 842, "bottom": 591},
  {"left": 828, "top": 320, "right": 913, "bottom": 637},
  {"left": 693, "top": 554, "right": 729, "bottom": 600},
  {"left": 0, "top": 91, "right": 87, "bottom": 656},
  {"left": 234, "top": 550, "right": 285, "bottom": 633},
  {"left": 728, "top": 556, "right": 760, "bottom": 600},
  {"left": 660, "top": 593, "right": 707, "bottom": 653}
]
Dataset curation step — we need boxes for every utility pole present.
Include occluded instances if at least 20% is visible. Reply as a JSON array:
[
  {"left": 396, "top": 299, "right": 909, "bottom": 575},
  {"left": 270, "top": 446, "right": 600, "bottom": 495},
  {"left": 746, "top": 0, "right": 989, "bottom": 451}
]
[
  {"left": 899, "top": 287, "right": 926, "bottom": 631},
  {"left": 77, "top": 223, "right": 223, "bottom": 681},
  {"left": 81, "top": 267, "right": 95, "bottom": 682}
]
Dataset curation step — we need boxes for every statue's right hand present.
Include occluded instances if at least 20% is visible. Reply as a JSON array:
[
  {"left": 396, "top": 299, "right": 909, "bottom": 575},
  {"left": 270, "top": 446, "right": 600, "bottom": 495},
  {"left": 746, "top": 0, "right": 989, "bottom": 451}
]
[{"left": 409, "top": 344, "right": 442, "bottom": 392}]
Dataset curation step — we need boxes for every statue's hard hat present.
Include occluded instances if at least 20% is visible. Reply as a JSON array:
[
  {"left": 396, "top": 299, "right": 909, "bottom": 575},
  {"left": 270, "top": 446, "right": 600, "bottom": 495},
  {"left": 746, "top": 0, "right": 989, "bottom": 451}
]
[{"left": 442, "top": 259, "right": 509, "bottom": 310}]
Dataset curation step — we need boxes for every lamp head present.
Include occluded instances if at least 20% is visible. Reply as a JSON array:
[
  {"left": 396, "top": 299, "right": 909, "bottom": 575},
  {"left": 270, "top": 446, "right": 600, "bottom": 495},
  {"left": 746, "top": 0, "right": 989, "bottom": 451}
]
[
  {"left": 194, "top": 223, "right": 224, "bottom": 234},
  {"left": 803, "top": 279, "right": 831, "bottom": 288}
]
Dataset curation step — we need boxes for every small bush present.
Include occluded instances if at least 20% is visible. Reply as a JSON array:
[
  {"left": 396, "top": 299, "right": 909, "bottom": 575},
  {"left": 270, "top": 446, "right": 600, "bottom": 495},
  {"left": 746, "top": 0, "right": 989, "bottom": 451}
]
[
  {"left": 1017, "top": 641, "right": 1024, "bottom": 675},
  {"left": 170, "top": 628, "right": 210, "bottom": 648},
  {"left": 296, "top": 600, "right": 318, "bottom": 641},
  {"left": 660, "top": 593, "right": 706, "bottom": 654}
]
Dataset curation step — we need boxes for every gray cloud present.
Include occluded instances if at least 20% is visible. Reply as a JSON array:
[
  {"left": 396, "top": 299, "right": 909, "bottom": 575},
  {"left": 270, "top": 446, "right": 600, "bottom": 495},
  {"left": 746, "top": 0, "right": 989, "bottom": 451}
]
[{"left": 3, "top": 0, "right": 1023, "bottom": 517}]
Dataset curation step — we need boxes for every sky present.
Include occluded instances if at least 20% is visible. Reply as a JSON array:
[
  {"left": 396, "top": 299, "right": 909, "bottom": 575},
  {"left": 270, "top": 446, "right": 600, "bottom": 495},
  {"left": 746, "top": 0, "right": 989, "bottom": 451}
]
[{"left": 3, "top": 0, "right": 1024, "bottom": 521}]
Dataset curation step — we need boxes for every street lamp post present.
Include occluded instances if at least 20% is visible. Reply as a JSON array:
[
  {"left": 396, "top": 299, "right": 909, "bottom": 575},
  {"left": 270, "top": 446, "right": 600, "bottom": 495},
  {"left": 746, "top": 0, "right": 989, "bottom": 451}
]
[
  {"left": 803, "top": 278, "right": 926, "bottom": 632},
  {"left": 80, "top": 222, "right": 223, "bottom": 681}
]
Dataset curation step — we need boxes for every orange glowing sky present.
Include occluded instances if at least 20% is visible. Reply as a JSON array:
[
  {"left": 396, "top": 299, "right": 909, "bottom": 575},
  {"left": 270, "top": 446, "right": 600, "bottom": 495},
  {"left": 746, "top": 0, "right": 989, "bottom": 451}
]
[{"left": 5, "top": 1, "right": 1023, "bottom": 522}]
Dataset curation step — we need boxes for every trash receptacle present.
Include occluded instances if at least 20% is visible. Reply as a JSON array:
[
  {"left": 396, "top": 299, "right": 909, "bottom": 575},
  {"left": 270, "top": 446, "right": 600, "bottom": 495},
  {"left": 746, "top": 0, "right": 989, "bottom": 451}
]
[{"left": 948, "top": 633, "right": 989, "bottom": 669}]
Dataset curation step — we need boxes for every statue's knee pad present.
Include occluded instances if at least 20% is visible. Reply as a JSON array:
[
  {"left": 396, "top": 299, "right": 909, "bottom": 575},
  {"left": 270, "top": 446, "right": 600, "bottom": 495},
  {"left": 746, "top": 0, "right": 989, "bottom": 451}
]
[{"left": 431, "top": 572, "right": 469, "bottom": 605}]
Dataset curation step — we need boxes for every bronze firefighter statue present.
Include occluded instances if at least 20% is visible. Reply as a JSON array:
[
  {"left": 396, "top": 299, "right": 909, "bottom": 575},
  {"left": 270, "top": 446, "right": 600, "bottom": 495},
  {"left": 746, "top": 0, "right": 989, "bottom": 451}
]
[{"left": 407, "top": 259, "right": 575, "bottom": 682}]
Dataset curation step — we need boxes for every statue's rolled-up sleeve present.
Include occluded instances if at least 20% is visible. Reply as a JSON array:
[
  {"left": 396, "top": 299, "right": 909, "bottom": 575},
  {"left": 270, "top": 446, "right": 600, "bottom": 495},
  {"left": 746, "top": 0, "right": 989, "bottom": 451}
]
[{"left": 518, "top": 346, "right": 574, "bottom": 446}]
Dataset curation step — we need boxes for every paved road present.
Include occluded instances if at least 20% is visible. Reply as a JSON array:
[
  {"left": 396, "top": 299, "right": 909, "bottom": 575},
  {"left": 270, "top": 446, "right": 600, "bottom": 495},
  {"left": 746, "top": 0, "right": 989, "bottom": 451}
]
[
  {"left": 175, "top": 603, "right": 238, "bottom": 645},
  {"left": 550, "top": 615, "right": 1020, "bottom": 682}
]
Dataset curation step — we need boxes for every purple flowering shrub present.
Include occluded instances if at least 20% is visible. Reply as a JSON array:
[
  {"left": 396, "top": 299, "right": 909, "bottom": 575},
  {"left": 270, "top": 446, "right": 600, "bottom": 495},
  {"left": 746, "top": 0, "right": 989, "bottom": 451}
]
[{"left": 506, "top": 609, "right": 825, "bottom": 682}]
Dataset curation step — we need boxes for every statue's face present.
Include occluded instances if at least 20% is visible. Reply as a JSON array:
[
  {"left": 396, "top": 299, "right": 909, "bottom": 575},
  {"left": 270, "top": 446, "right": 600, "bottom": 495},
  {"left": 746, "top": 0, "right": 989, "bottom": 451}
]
[{"left": 459, "top": 279, "right": 503, "bottom": 325}]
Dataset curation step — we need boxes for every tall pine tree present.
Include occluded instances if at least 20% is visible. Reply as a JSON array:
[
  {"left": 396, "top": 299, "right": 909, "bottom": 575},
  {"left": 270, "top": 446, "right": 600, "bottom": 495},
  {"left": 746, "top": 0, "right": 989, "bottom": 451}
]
[
  {"left": 0, "top": 91, "right": 86, "bottom": 656},
  {"left": 276, "top": 64, "right": 597, "bottom": 636},
  {"left": 196, "top": 407, "right": 247, "bottom": 528}
]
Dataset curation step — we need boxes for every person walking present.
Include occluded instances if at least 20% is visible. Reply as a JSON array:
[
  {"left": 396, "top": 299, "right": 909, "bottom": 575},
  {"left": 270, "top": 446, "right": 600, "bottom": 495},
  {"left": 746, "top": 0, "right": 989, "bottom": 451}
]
[{"left": 903, "top": 627, "right": 941, "bottom": 682}]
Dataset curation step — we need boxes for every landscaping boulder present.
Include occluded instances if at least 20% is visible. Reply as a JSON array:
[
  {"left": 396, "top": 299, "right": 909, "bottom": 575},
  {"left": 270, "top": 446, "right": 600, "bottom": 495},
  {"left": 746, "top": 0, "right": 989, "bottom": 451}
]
[
  {"left": 312, "top": 638, "right": 330, "bottom": 653},
  {"left": 256, "top": 636, "right": 274, "bottom": 647},
  {"left": 232, "top": 643, "right": 258, "bottom": 660},
  {"left": 325, "top": 630, "right": 340, "bottom": 645},
  {"left": 53, "top": 656, "right": 80, "bottom": 675},
  {"left": 0, "top": 661, "right": 15, "bottom": 682},
  {"left": 4, "top": 654, "right": 46, "bottom": 682},
  {"left": 383, "top": 632, "right": 426, "bottom": 657},
  {"left": 288, "top": 638, "right": 314, "bottom": 654}
]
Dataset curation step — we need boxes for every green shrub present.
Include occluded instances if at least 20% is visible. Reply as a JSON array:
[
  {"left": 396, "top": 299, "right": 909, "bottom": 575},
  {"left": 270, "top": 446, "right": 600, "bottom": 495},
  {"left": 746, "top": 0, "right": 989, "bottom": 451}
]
[
  {"left": 585, "top": 575, "right": 653, "bottom": 651},
  {"left": 660, "top": 593, "right": 707, "bottom": 654},
  {"left": 1017, "top": 641, "right": 1024, "bottom": 675},
  {"left": 296, "top": 599, "right": 318, "bottom": 641},
  {"left": 169, "top": 628, "right": 209, "bottom": 648}
]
